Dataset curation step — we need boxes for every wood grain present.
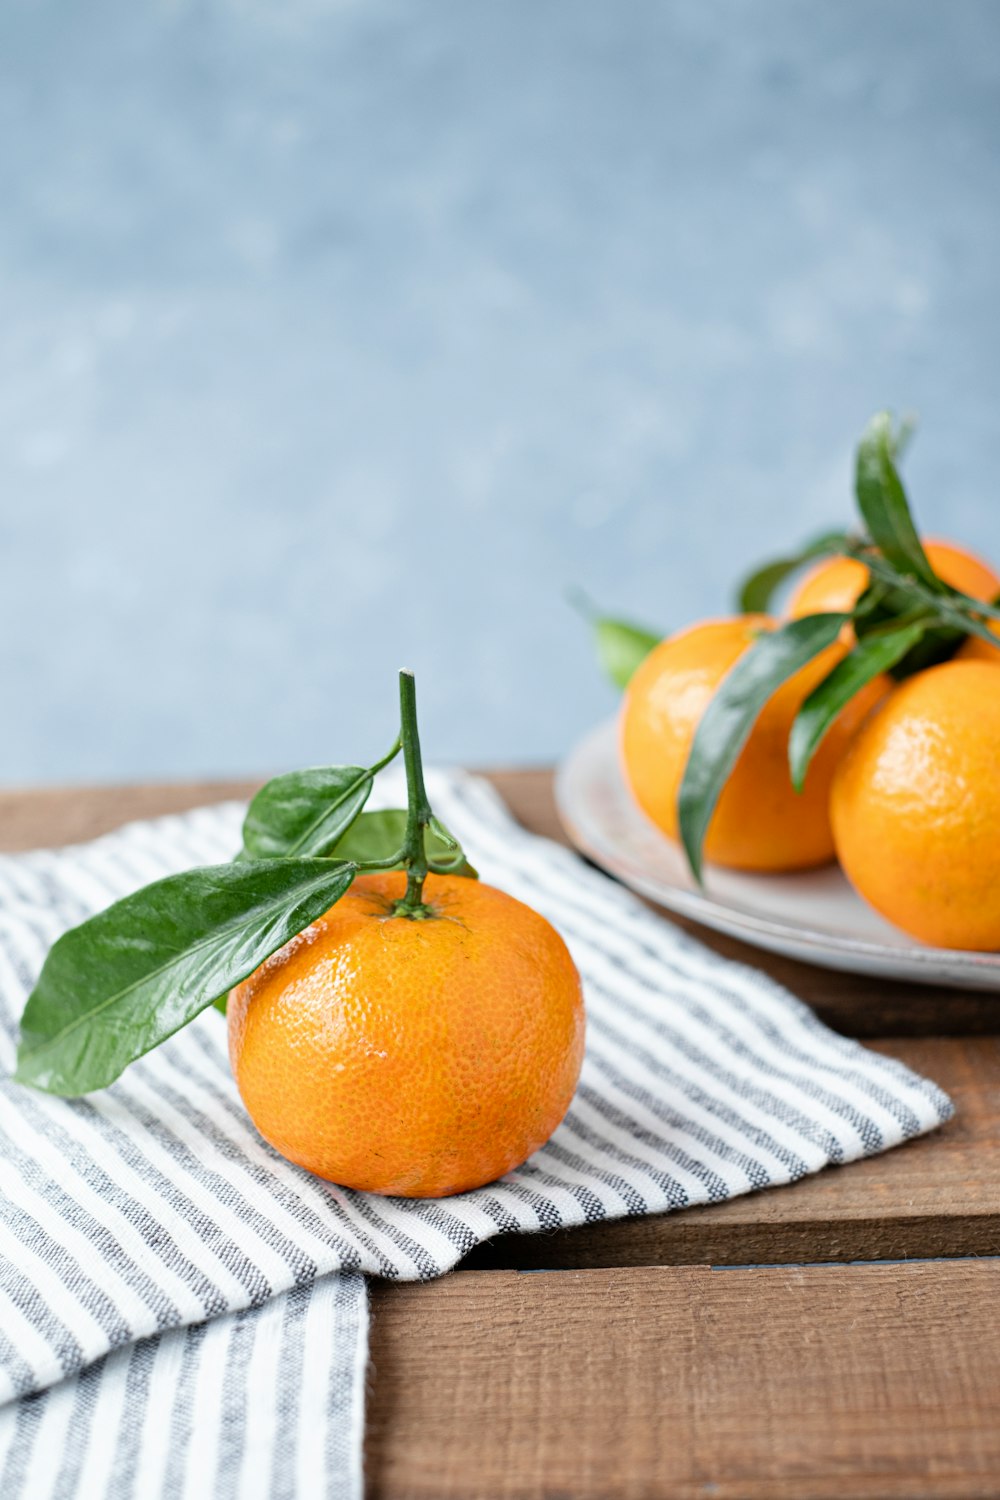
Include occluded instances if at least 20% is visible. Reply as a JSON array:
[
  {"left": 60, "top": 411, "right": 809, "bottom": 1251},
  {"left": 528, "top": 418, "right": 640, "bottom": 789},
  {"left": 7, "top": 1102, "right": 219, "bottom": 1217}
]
[
  {"left": 4, "top": 775, "right": 998, "bottom": 1496},
  {"left": 463, "top": 1035, "right": 998, "bottom": 1269},
  {"left": 1, "top": 773, "right": 995, "bottom": 1267},
  {"left": 366, "top": 1261, "right": 1000, "bottom": 1499},
  {"left": 0, "top": 778, "right": 263, "bottom": 852},
  {"left": 2, "top": 770, "right": 995, "bottom": 1035}
]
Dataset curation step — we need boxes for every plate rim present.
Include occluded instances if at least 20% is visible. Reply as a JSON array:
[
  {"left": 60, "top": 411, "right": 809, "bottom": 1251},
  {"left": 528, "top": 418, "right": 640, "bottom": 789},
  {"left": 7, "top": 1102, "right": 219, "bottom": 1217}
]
[{"left": 555, "top": 717, "right": 1000, "bottom": 989}]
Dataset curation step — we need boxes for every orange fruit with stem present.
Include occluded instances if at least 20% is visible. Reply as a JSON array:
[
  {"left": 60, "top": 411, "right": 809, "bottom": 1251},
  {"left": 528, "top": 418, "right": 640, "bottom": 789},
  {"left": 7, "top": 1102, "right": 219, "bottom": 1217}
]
[
  {"left": 620, "top": 616, "right": 887, "bottom": 873},
  {"left": 228, "top": 870, "right": 583, "bottom": 1196},
  {"left": 831, "top": 660, "right": 1000, "bottom": 950},
  {"left": 229, "top": 673, "right": 584, "bottom": 1197},
  {"left": 786, "top": 539, "right": 1000, "bottom": 619}
]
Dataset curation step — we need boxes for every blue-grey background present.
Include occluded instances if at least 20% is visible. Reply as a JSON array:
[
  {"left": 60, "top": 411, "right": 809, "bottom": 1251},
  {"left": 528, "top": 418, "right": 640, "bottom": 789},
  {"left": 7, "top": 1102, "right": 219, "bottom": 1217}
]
[{"left": 2, "top": 0, "right": 999, "bottom": 783}]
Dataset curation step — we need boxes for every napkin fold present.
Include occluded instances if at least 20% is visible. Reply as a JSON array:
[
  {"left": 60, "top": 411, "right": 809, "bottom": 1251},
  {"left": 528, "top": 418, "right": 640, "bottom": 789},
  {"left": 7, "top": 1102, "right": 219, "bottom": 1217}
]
[{"left": 0, "top": 770, "right": 953, "bottom": 1498}]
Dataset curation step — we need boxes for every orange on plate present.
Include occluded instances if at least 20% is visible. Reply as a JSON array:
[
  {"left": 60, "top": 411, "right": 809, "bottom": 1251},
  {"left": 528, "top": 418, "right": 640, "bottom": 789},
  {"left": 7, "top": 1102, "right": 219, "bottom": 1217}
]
[
  {"left": 831, "top": 660, "right": 1000, "bottom": 950},
  {"left": 956, "top": 618, "right": 1000, "bottom": 663},
  {"left": 620, "top": 615, "right": 886, "bottom": 873},
  {"left": 228, "top": 871, "right": 584, "bottom": 1197},
  {"left": 787, "top": 538, "right": 1000, "bottom": 619}
]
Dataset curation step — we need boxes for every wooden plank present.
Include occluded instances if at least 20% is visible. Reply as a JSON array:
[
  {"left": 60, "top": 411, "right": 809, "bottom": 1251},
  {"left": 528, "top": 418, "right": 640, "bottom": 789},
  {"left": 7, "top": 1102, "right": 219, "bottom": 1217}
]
[
  {"left": 0, "top": 779, "right": 263, "bottom": 852},
  {"left": 0, "top": 774, "right": 995, "bottom": 1263},
  {"left": 1, "top": 771, "right": 994, "bottom": 1035},
  {"left": 0, "top": 772, "right": 544, "bottom": 850},
  {"left": 6, "top": 778, "right": 997, "bottom": 1496},
  {"left": 463, "top": 1035, "right": 999, "bottom": 1269},
  {"left": 366, "top": 1261, "right": 1000, "bottom": 1499}
]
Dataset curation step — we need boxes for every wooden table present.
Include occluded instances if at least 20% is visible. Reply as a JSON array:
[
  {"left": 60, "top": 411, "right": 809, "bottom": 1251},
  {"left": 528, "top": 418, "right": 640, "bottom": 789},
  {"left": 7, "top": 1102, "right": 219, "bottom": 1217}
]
[{"left": 2, "top": 773, "right": 998, "bottom": 1499}]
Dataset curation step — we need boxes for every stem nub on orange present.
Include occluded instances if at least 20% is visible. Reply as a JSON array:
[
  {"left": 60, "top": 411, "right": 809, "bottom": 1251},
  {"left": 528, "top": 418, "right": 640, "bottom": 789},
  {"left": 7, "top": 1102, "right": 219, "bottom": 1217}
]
[
  {"left": 786, "top": 538, "right": 1000, "bottom": 619},
  {"left": 831, "top": 660, "right": 1000, "bottom": 951},
  {"left": 620, "top": 616, "right": 887, "bottom": 873},
  {"left": 228, "top": 871, "right": 584, "bottom": 1197}
]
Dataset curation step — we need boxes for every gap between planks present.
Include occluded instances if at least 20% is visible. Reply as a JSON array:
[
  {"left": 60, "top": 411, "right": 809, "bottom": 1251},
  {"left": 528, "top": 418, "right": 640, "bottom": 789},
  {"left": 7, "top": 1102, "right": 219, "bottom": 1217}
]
[
  {"left": 5, "top": 775, "right": 999, "bottom": 1497},
  {"left": 463, "top": 1035, "right": 1000, "bottom": 1269},
  {"left": 365, "top": 1260, "right": 1000, "bottom": 1500},
  {"left": 2, "top": 775, "right": 997, "bottom": 1267}
]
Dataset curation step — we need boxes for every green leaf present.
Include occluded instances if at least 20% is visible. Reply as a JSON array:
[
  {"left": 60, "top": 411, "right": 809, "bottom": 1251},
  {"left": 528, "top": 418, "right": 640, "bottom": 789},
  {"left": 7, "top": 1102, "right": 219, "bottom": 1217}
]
[
  {"left": 735, "top": 530, "right": 853, "bottom": 614},
  {"left": 242, "top": 766, "right": 374, "bottom": 859},
  {"left": 850, "top": 581, "right": 890, "bottom": 623},
  {"left": 424, "top": 818, "right": 474, "bottom": 875},
  {"left": 889, "top": 412, "right": 918, "bottom": 463},
  {"left": 677, "top": 613, "right": 848, "bottom": 883},
  {"left": 787, "top": 622, "right": 925, "bottom": 791},
  {"left": 855, "top": 413, "right": 941, "bottom": 590},
  {"left": 945, "top": 585, "right": 1000, "bottom": 627},
  {"left": 15, "top": 858, "right": 357, "bottom": 1096},
  {"left": 569, "top": 589, "right": 661, "bottom": 690},
  {"left": 594, "top": 617, "right": 662, "bottom": 690},
  {"left": 332, "top": 810, "right": 478, "bottom": 879},
  {"left": 854, "top": 549, "right": 1000, "bottom": 645},
  {"left": 330, "top": 809, "right": 406, "bottom": 863},
  {"left": 887, "top": 623, "right": 965, "bottom": 679}
]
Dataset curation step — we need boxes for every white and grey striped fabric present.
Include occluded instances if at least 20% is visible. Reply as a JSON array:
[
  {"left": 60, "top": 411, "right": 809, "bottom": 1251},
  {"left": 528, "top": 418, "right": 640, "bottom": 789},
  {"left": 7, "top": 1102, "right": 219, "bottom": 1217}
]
[
  {"left": 0, "top": 1275, "right": 368, "bottom": 1500},
  {"left": 0, "top": 769, "right": 953, "bottom": 1498}
]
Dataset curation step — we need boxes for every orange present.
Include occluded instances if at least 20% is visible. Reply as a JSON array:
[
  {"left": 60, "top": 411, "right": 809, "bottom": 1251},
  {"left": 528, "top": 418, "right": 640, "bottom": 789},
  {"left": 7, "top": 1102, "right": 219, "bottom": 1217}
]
[
  {"left": 787, "top": 539, "right": 1000, "bottom": 618},
  {"left": 228, "top": 871, "right": 585, "bottom": 1197},
  {"left": 620, "top": 616, "right": 886, "bottom": 873},
  {"left": 785, "top": 556, "right": 872, "bottom": 620},
  {"left": 955, "top": 618, "right": 1000, "bottom": 663},
  {"left": 831, "top": 661, "right": 1000, "bottom": 950}
]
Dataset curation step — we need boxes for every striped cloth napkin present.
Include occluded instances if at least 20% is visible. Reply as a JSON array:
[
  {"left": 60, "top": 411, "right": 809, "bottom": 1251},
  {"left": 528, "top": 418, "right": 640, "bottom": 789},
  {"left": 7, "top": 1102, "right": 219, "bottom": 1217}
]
[{"left": 0, "top": 770, "right": 953, "bottom": 1498}]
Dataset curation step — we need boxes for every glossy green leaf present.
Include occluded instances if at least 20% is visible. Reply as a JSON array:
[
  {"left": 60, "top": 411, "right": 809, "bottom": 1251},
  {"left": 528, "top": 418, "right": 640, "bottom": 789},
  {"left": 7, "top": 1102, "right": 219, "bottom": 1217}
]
[
  {"left": 855, "top": 414, "right": 941, "bottom": 590},
  {"left": 332, "top": 810, "right": 477, "bottom": 878},
  {"left": 735, "top": 530, "right": 852, "bottom": 614},
  {"left": 15, "top": 858, "right": 357, "bottom": 1096},
  {"left": 677, "top": 613, "right": 848, "bottom": 883},
  {"left": 850, "top": 560, "right": 987, "bottom": 674},
  {"left": 856, "top": 549, "right": 1000, "bottom": 646},
  {"left": 241, "top": 765, "right": 374, "bottom": 859},
  {"left": 787, "top": 622, "right": 925, "bottom": 791}
]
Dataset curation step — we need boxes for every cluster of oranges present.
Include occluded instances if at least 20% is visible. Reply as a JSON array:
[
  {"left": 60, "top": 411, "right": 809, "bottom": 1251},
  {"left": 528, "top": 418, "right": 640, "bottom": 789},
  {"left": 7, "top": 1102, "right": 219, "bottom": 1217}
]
[{"left": 621, "top": 539, "right": 1000, "bottom": 951}]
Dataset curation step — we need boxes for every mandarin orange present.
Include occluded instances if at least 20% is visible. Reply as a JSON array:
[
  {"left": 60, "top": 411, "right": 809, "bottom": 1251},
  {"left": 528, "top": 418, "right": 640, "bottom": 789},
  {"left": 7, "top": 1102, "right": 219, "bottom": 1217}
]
[
  {"left": 228, "top": 870, "right": 584, "bottom": 1197},
  {"left": 831, "top": 661, "right": 1000, "bottom": 950},
  {"left": 620, "top": 616, "right": 886, "bottom": 873},
  {"left": 956, "top": 618, "right": 1000, "bottom": 662},
  {"left": 786, "top": 539, "right": 1000, "bottom": 619}
]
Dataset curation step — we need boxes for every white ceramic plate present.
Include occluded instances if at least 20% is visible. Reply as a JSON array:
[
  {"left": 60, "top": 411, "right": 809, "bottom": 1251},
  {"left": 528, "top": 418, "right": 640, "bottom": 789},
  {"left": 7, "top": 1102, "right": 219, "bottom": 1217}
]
[{"left": 556, "top": 718, "right": 1000, "bottom": 992}]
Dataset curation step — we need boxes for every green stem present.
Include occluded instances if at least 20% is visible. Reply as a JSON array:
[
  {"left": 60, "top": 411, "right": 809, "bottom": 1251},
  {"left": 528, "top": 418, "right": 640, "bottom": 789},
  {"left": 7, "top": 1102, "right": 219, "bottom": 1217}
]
[
  {"left": 859, "top": 608, "right": 937, "bottom": 639},
  {"left": 394, "top": 670, "right": 433, "bottom": 916},
  {"left": 369, "top": 735, "right": 403, "bottom": 778},
  {"left": 850, "top": 547, "right": 1000, "bottom": 642}
]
